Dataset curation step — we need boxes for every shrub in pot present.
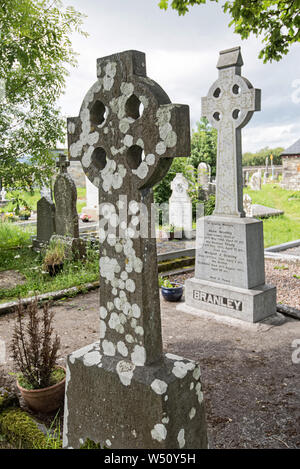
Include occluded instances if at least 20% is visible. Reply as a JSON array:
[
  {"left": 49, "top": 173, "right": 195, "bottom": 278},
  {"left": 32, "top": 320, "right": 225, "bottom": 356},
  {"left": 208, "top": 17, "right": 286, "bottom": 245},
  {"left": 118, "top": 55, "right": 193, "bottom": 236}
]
[
  {"left": 18, "top": 208, "right": 31, "bottom": 220},
  {"left": 10, "top": 299, "right": 65, "bottom": 413},
  {"left": 163, "top": 224, "right": 175, "bottom": 240}
]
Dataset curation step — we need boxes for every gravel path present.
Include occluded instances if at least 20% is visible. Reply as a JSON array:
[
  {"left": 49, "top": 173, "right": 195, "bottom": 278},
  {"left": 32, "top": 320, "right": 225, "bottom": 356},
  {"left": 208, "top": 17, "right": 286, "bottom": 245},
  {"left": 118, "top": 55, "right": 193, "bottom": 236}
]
[
  {"left": 0, "top": 290, "right": 299, "bottom": 449},
  {"left": 169, "top": 258, "right": 300, "bottom": 310}
]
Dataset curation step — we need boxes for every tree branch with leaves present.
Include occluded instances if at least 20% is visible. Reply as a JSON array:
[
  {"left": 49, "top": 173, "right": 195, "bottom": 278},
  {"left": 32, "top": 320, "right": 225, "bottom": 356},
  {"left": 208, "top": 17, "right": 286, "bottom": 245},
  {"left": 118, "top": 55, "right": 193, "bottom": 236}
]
[
  {"left": 158, "top": 0, "right": 300, "bottom": 63},
  {"left": 0, "top": 0, "right": 87, "bottom": 190}
]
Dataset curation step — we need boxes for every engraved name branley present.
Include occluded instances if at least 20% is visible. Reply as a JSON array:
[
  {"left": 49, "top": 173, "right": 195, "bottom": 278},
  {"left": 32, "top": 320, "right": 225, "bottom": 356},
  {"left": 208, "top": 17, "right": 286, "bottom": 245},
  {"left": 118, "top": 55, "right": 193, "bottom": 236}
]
[{"left": 193, "top": 290, "right": 243, "bottom": 311}]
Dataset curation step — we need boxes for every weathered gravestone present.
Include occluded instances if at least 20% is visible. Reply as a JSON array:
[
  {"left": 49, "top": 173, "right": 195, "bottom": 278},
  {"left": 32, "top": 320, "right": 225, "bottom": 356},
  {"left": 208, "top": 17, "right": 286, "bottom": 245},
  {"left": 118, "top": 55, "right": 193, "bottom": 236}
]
[
  {"left": 198, "top": 162, "right": 211, "bottom": 189},
  {"left": 250, "top": 169, "right": 262, "bottom": 191},
  {"left": 63, "top": 50, "right": 207, "bottom": 449},
  {"left": 54, "top": 154, "right": 79, "bottom": 238},
  {"left": 181, "top": 47, "right": 276, "bottom": 323},
  {"left": 263, "top": 156, "right": 269, "bottom": 184},
  {"left": 169, "top": 173, "right": 193, "bottom": 238},
  {"left": 32, "top": 196, "right": 56, "bottom": 248},
  {"left": 243, "top": 193, "right": 253, "bottom": 217},
  {"left": 53, "top": 154, "right": 85, "bottom": 259}
]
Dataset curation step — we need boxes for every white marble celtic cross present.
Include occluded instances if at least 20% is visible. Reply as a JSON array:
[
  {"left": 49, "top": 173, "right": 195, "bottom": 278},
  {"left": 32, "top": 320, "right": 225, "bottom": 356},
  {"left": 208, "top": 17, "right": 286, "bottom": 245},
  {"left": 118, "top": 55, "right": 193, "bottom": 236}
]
[
  {"left": 202, "top": 47, "right": 261, "bottom": 217},
  {"left": 67, "top": 50, "right": 190, "bottom": 366}
]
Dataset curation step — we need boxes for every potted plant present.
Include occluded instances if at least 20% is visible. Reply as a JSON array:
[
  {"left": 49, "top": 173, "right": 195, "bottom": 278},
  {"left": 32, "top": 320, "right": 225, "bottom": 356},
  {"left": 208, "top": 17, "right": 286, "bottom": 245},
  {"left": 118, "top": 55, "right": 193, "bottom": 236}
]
[
  {"left": 18, "top": 208, "right": 31, "bottom": 220},
  {"left": 159, "top": 277, "right": 184, "bottom": 302},
  {"left": 43, "top": 238, "right": 65, "bottom": 276},
  {"left": 80, "top": 213, "right": 91, "bottom": 223},
  {"left": 163, "top": 224, "right": 175, "bottom": 240},
  {"left": 10, "top": 299, "right": 65, "bottom": 413}
]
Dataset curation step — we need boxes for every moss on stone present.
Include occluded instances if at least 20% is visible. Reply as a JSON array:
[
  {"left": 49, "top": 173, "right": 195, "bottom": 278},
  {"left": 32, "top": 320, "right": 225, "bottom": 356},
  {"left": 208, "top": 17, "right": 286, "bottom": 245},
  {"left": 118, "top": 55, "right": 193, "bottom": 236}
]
[
  {"left": 0, "top": 407, "right": 48, "bottom": 449},
  {"left": 79, "top": 438, "right": 101, "bottom": 449},
  {"left": 0, "top": 388, "right": 19, "bottom": 412},
  {"left": 158, "top": 256, "right": 195, "bottom": 272}
]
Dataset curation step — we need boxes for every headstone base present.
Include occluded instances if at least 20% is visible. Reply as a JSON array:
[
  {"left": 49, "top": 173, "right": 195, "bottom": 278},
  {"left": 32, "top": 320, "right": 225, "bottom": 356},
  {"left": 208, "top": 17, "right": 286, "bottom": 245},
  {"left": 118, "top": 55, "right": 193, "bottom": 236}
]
[
  {"left": 50, "top": 235, "right": 86, "bottom": 260},
  {"left": 63, "top": 342, "right": 207, "bottom": 449},
  {"left": 183, "top": 277, "right": 276, "bottom": 323},
  {"left": 32, "top": 238, "right": 48, "bottom": 251}
]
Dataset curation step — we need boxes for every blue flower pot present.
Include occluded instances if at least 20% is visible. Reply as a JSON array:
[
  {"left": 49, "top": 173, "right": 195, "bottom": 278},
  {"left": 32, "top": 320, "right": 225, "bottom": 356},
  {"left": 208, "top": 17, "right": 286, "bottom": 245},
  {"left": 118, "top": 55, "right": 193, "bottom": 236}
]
[{"left": 161, "top": 283, "right": 183, "bottom": 302}]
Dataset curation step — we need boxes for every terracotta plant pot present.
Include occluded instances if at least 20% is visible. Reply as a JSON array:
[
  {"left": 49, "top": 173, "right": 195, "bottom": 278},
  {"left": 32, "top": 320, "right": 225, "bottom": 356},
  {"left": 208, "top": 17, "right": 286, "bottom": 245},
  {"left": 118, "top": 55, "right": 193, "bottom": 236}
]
[{"left": 17, "top": 367, "right": 66, "bottom": 413}]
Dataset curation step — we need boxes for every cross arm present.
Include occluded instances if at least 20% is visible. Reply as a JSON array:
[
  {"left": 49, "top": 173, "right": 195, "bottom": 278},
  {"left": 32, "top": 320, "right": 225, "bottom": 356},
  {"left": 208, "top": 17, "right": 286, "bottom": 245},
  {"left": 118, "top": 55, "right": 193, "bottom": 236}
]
[
  {"left": 67, "top": 116, "right": 82, "bottom": 161},
  {"left": 155, "top": 103, "right": 190, "bottom": 159}
]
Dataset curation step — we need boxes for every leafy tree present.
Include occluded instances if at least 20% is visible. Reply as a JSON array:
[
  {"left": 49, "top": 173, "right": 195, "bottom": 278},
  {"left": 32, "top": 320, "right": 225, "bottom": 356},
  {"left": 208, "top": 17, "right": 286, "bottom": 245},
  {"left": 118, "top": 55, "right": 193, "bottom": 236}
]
[
  {"left": 158, "top": 0, "right": 300, "bottom": 63},
  {"left": 188, "top": 117, "right": 217, "bottom": 177},
  {"left": 242, "top": 147, "right": 284, "bottom": 166},
  {"left": 154, "top": 117, "right": 217, "bottom": 207},
  {"left": 0, "top": 0, "right": 86, "bottom": 190}
]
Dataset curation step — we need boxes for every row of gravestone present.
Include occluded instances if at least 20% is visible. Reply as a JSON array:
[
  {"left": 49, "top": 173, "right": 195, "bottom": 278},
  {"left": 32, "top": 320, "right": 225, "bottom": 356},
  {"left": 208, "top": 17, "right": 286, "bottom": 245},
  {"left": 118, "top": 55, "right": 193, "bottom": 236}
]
[{"left": 169, "top": 172, "right": 254, "bottom": 236}]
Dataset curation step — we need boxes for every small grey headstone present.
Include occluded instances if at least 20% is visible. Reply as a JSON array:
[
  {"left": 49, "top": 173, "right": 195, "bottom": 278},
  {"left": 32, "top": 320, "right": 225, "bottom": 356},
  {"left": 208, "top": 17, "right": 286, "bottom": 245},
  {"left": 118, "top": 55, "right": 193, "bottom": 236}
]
[{"left": 35, "top": 196, "right": 56, "bottom": 245}]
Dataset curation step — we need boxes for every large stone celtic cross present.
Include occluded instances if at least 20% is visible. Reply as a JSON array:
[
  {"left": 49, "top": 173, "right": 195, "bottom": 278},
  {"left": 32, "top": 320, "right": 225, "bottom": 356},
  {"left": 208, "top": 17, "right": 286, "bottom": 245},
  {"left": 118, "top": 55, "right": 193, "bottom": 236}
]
[
  {"left": 202, "top": 46, "right": 261, "bottom": 217},
  {"left": 67, "top": 50, "right": 190, "bottom": 366}
]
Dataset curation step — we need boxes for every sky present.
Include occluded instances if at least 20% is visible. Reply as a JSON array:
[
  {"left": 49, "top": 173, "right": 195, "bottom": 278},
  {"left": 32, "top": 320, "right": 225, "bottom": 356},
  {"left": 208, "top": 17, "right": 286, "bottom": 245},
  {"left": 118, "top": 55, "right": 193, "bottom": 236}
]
[{"left": 59, "top": 0, "right": 300, "bottom": 153}]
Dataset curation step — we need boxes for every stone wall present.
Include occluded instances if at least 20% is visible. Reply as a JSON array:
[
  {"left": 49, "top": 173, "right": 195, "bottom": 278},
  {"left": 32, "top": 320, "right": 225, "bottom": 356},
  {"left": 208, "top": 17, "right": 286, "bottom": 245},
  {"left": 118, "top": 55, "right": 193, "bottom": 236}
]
[
  {"left": 243, "top": 165, "right": 282, "bottom": 177},
  {"left": 281, "top": 155, "right": 300, "bottom": 190}
]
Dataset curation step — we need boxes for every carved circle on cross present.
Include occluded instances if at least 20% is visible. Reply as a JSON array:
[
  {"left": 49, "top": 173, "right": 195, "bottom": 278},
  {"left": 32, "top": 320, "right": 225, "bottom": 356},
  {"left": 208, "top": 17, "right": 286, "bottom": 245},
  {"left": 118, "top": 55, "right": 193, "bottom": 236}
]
[
  {"left": 204, "top": 73, "right": 256, "bottom": 131},
  {"left": 67, "top": 52, "right": 189, "bottom": 196}
]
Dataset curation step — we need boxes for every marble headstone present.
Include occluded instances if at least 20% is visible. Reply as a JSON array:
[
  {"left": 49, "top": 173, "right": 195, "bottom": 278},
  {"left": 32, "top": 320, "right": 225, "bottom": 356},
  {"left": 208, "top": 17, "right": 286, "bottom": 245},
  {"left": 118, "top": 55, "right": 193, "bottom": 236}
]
[
  {"left": 243, "top": 193, "right": 253, "bottom": 217},
  {"left": 250, "top": 169, "right": 262, "bottom": 191},
  {"left": 198, "top": 162, "right": 211, "bottom": 189},
  {"left": 169, "top": 173, "right": 192, "bottom": 238},
  {"left": 181, "top": 47, "right": 276, "bottom": 323},
  {"left": 0, "top": 188, "right": 7, "bottom": 201},
  {"left": 63, "top": 50, "right": 207, "bottom": 449}
]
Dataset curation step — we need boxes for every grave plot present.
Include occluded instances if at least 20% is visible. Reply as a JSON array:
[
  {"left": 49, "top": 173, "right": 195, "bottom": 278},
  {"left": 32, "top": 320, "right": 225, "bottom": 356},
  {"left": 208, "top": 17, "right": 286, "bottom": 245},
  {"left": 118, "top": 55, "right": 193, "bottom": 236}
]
[{"left": 0, "top": 289, "right": 299, "bottom": 449}]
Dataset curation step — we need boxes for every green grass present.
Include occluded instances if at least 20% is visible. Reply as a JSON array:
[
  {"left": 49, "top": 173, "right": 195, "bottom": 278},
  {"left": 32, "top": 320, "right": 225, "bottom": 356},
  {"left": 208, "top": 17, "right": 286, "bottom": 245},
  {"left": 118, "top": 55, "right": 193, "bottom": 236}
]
[
  {"left": 0, "top": 244, "right": 99, "bottom": 303},
  {"left": 76, "top": 187, "right": 86, "bottom": 214},
  {"left": 0, "top": 223, "right": 35, "bottom": 249},
  {"left": 2, "top": 188, "right": 87, "bottom": 215},
  {"left": 244, "top": 183, "right": 300, "bottom": 248}
]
